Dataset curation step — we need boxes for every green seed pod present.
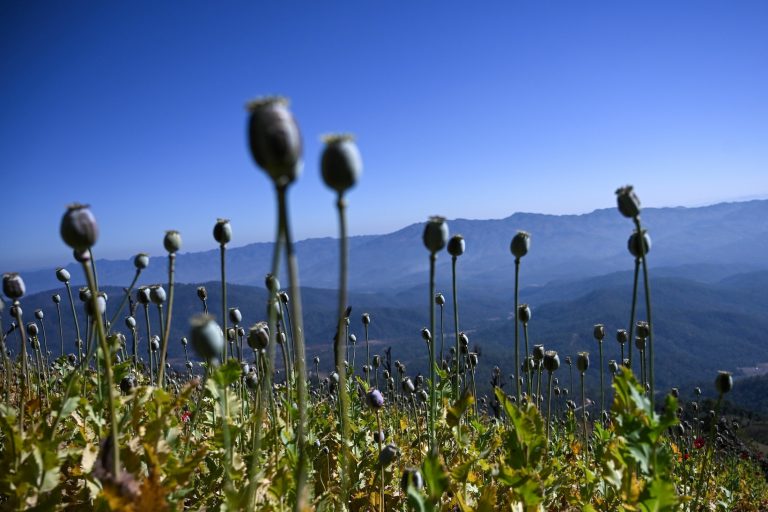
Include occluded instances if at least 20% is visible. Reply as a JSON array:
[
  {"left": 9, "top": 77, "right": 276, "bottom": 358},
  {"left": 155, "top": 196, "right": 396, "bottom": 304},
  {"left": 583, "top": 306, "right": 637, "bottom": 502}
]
[
  {"left": 26, "top": 322, "right": 38, "bottom": 337},
  {"left": 435, "top": 293, "right": 445, "bottom": 306},
  {"left": 55, "top": 267, "right": 71, "bottom": 283},
  {"left": 189, "top": 314, "right": 224, "bottom": 362},
  {"left": 421, "top": 327, "right": 432, "bottom": 342},
  {"left": 518, "top": 304, "right": 531, "bottom": 324},
  {"left": 447, "top": 234, "right": 465, "bottom": 257},
  {"left": 510, "top": 231, "right": 530, "bottom": 259},
  {"left": 247, "top": 322, "right": 270, "bottom": 350},
  {"left": 120, "top": 376, "right": 135, "bottom": 394},
  {"left": 313, "top": 356, "right": 320, "bottom": 365},
  {"left": 134, "top": 253, "right": 149, "bottom": 270},
  {"left": 634, "top": 336, "right": 646, "bottom": 351},
  {"left": 533, "top": 344, "right": 545, "bottom": 361},
  {"left": 229, "top": 307, "right": 242, "bottom": 324},
  {"left": 372, "top": 355, "right": 380, "bottom": 368},
  {"left": 378, "top": 443, "right": 399, "bottom": 467},
  {"left": 79, "top": 287, "right": 91, "bottom": 302},
  {"left": 671, "top": 387, "right": 679, "bottom": 398},
  {"left": 715, "top": 371, "right": 733, "bottom": 395},
  {"left": 237, "top": 326, "right": 245, "bottom": 338},
  {"left": 468, "top": 352, "right": 478, "bottom": 367},
  {"left": 150, "top": 285, "right": 166, "bottom": 305},
  {"left": 60, "top": 203, "right": 99, "bottom": 251},
  {"left": 361, "top": 312, "right": 371, "bottom": 325},
  {"left": 52, "top": 293, "right": 61, "bottom": 304},
  {"left": 320, "top": 134, "right": 362, "bottom": 194},
  {"left": 694, "top": 386, "right": 701, "bottom": 396},
  {"left": 34, "top": 309, "right": 44, "bottom": 320},
  {"left": 608, "top": 360, "right": 618, "bottom": 374},
  {"left": 247, "top": 96, "right": 303, "bottom": 186},
  {"left": 163, "top": 230, "right": 182, "bottom": 254},
  {"left": 459, "top": 332, "right": 469, "bottom": 348},
  {"left": 616, "top": 329, "right": 628, "bottom": 345},
  {"left": 2, "top": 273, "right": 25, "bottom": 300},
  {"left": 197, "top": 286, "right": 207, "bottom": 301},
  {"left": 227, "top": 328, "right": 237, "bottom": 342},
  {"left": 137, "top": 287, "right": 151, "bottom": 305},
  {"left": 402, "top": 377, "right": 415, "bottom": 394},
  {"left": 615, "top": 185, "right": 641, "bottom": 219},
  {"left": 265, "top": 274, "right": 280, "bottom": 293},
  {"left": 628, "top": 230, "right": 652, "bottom": 258},
  {"left": 278, "top": 291, "right": 289, "bottom": 305},
  {"left": 636, "top": 321, "right": 650, "bottom": 339},
  {"left": 87, "top": 293, "right": 107, "bottom": 317},
  {"left": 423, "top": 216, "right": 449, "bottom": 253},
  {"left": 543, "top": 350, "right": 560, "bottom": 372},
  {"left": 577, "top": 352, "right": 589, "bottom": 373},
  {"left": 349, "top": 334, "right": 356, "bottom": 344},
  {"left": 246, "top": 372, "right": 258, "bottom": 390},
  {"left": 593, "top": 324, "right": 605, "bottom": 341},
  {"left": 213, "top": 218, "right": 232, "bottom": 246}
]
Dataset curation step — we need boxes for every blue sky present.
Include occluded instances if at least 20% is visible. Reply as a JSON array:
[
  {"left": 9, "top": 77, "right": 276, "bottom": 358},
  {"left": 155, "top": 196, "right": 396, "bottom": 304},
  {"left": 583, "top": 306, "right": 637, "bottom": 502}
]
[{"left": 1, "top": 1, "right": 766, "bottom": 270}]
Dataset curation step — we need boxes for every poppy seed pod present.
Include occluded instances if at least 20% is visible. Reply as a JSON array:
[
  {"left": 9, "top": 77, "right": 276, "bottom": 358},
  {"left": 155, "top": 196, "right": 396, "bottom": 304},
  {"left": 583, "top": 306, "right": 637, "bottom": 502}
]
[
  {"left": 197, "top": 286, "right": 207, "bottom": 301},
  {"left": 616, "top": 329, "right": 628, "bottom": 344},
  {"left": 52, "top": 293, "right": 61, "bottom": 304},
  {"left": 265, "top": 274, "right": 280, "bottom": 293},
  {"left": 181, "top": 337, "right": 188, "bottom": 347},
  {"left": 125, "top": 316, "right": 136, "bottom": 329},
  {"left": 150, "top": 336, "right": 160, "bottom": 352},
  {"left": 313, "top": 356, "right": 320, "bottom": 364},
  {"left": 149, "top": 285, "right": 166, "bottom": 305},
  {"left": 543, "top": 350, "right": 560, "bottom": 372},
  {"left": 163, "top": 230, "right": 182, "bottom": 254},
  {"left": 229, "top": 307, "right": 242, "bottom": 324},
  {"left": 459, "top": 332, "right": 469, "bottom": 348},
  {"left": 378, "top": 444, "right": 399, "bottom": 467},
  {"left": 87, "top": 293, "right": 107, "bottom": 317},
  {"left": 26, "top": 322, "right": 38, "bottom": 337},
  {"left": 518, "top": 304, "right": 532, "bottom": 324},
  {"left": 671, "top": 387, "right": 679, "bottom": 398},
  {"left": 55, "top": 267, "right": 71, "bottom": 283},
  {"left": 447, "top": 234, "right": 465, "bottom": 257},
  {"left": 608, "top": 360, "right": 618, "bottom": 374},
  {"left": 237, "top": 326, "right": 245, "bottom": 337},
  {"left": 533, "top": 344, "right": 545, "bottom": 361},
  {"left": 227, "top": 328, "right": 237, "bottom": 342},
  {"left": 134, "top": 253, "right": 149, "bottom": 270},
  {"left": 623, "top": 358, "right": 630, "bottom": 368},
  {"left": 401, "top": 467, "right": 424, "bottom": 492},
  {"left": 60, "top": 203, "right": 98, "bottom": 251},
  {"left": 469, "top": 353, "right": 478, "bottom": 368},
  {"left": 402, "top": 377, "right": 415, "bottom": 394},
  {"left": 245, "top": 372, "right": 258, "bottom": 390},
  {"left": 366, "top": 388, "right": 384, "bottom": 409},
  {"left": 247, "top": 322, "right": 270, "bottom": 350},
  {"left": 636, "top": 321, "right": 650, "bottom": 339},
  {"left": 382, "top": 369, "right": 390, "bottom": 380},
  {"left": 278, "top": 291, "right": 289, "bottom": 305},
  {"left": 79, "top": 287, "right": 91, "bottom": 302},
  {"left": 348, "top": 334, "right": 356, "bottom": 345},
  {"left": 372, "top": 355, "right": 380, "bottom": 368},
  {"left": 361, "top": 313, "right": 371, "bottom": 326},
  {"left": 510, "top": 231, "right": 530, "bottom": 259},
  {"left": 320, "top": 134, "right": 362, "bottom": 194},
  {"left": 137, "top": 287, "right": 151, "bottom": 305},
  {"left": 616, "top": 185, "right": 641, "bottom": 219},
  {"left": 715, "top": 371, "right": 733, "bottom": 395},
  {"left": 423, "top": 216, "right": 449, "bottom": 253},
  {"left": 120, "top": 376, "right": 135, "bottom": 394},
  {"left": 213, "top": 218, "right": 232, "bottom": 245},
  {"left": 593, "top": 324, "right": 605, "bottom": 341},
  {"left": 189, "top": 314, "right": 224, "bottom": 362},
  {"left": 2, "top": 273, "right": 25, "bottom": 300},
  {"left": 435, "top": 293, "right": 445, "bottom": 306},
  {"left": 247, "top": 97, "right": 303, "bottom": 186},
  {"left": 576, "top": 352, "right": 589, "bottom": 373},
  {"left": 34, "top": 309, "right": 44, "bottom": 320},
  {"left": 634, "top": 336, "right": 646, "bottom": 351},
  {"left": 421, "top": 328, "right": 432, "bottom": 342},
  {"left": 628, "top": 230, "right": 652, "bottom": 258}
]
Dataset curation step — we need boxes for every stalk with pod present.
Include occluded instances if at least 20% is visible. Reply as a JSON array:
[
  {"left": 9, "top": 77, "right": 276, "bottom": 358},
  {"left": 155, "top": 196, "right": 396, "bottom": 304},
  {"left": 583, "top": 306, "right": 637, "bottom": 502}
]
[
  {"left": 510, "top": 230, "right": 530, "bottom": 403},
  {"left": 447, "top": 234, "right": 465, "bottom": 402},
  {"left": 157, "top": 230, "right": 181, "bottom": 388}
]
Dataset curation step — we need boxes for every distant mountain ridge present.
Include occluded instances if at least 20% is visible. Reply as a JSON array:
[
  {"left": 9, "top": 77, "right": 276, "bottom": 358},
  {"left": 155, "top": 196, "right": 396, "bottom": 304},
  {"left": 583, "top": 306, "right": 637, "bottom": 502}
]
[{"left": 17, "top": 199, "right": 768, "bottom": 295}]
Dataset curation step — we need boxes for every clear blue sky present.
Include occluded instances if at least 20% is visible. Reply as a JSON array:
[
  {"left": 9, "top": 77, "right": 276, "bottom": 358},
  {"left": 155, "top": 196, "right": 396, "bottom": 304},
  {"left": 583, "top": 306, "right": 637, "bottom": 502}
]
[{"left": 1, "top": 1, "right": 766, "bottom": 271}]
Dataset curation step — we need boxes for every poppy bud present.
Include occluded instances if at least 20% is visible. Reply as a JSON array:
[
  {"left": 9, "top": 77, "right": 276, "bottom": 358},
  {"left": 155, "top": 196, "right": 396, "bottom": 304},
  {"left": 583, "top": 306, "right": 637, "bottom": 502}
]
[
  {"left": 134, "top": 253, "right": 149, "bottom": 270},
  {"left": 2, "top": 273, "right": 25, "bottom": 300},
  {"left": 543, "top": 350, "right": 560, "bottom": 372},
  {"left": 265, "top": 274, "right": 280, "bottom": 293},
  {"left": 628, "top": 230, "right": 652, "bottom": 258},
  {"left": 616, "top": 329, "right": 628, "bottom": 344},
  {"left": 60, "top": 203, "right": 98, "bottom": 251},
  {"left": 593, "top": 324, "right": 605, "bottom": 341},
  {"left": 150, "top": 285, "right": 166, "bottom": 305},
  {"left": 378, "top": 443, "right": 399, "bottom": 467},
  {"left": 362, "top": 312, "right": 371, "bottom": 325},
  {"left": 229, "top": 307, "right": 242, "bottom": 324},
  {"left": 421, "top": 328, "right": 431, "bottom": 342},
  {"left": 366, "top": 388, "right": 385, "bottom": 409},
  {"left": 510, "top": 231, "right": 530, "bottom": 259},
  {"left": 56, "top": 267, "right": 71, "bottom": 283},
  {"left": 213, "top": 219, "right": 232, "bottom": 246},
  {"left": 137, "top": 287, "right": 151, "bottom": 305},
  {"left": 320, "top": 134, "right": 362, "bottom": 194},
  {"left": 518, "top": 304, "right": 531, "bottom": 324},
  {"left": 26, "top": 322, "right": 38, "bottom": 337},
  {"left": 616, "top": 185, "right": 641, "bottom": 218},
  {"left": 577, "top": 352, "right": 589, "bottom": 373},
  {"left": 423, "top": 216, "right": 449, "bottom": 254},
  {"left": 247, "top": 322, "right": 269, "bottom": 350},
  {"left": 636, "top": 321, "right": 650, "bottom": 339},
  {"left": 34, "top": 309, "right": 44, "bottom": 320},
  {"left": 435, "top": 293, "right": 445, "bottom": 306},
  {"left": 197, "top": 286, "right": 207, "bottom": 301},
  {"left": 86, "top": 294, "right": 105, "bottom": 317},
  {"left": 150, "top": 336, "right": 160, "bottom": 352},
  {"left": 247, "top": 97, "right": 303, "bottom": 186},
  {"left": 533, "top": 344, "right": 545, "bottom": 361},
  {"left": 189, "top": 314, "right": 224, "bottom": 362},
  {"left": 125, "top": 316, "right": 136, "bottom": 329},
  {"left": 52, "top": 293, "right": 61, "bottom": 304},
  {"left": 416, "top": 374, "right": 425, "bottom": 387},
  {"left": 715, "top": 371, "right": 733, "bottom": 395},
  {"left": 163, "top": 230, "right": 182, "bottom": 254},
  {"left": 277, "top": 331, "right": 287, "bottom": 345},
  {"left": 447, "top": 234, "right": 465, "bottom": 257}
]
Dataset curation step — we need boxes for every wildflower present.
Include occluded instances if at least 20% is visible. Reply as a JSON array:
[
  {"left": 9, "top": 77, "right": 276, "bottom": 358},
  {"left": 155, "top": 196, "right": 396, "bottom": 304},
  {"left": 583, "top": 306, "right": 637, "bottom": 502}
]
[
  {"left": 694, "top": 437, "right": 705, "bottom": 449},
  {"left": 181, "top": 410, "right": 192, "bottom": 423}
]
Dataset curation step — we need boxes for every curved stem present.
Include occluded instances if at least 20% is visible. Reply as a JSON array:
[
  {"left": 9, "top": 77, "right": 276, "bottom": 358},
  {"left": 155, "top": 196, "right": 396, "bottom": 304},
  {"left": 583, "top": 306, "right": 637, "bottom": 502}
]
[
  {"left": 634, "top": 218, "right": 654, "bottom": 408},
  {"left": 158, "top": 254, "right": 175, "bottom": 388},
  {"left": 55, "top": 302, "right": 64, "bottom": 358},
  {"left": 628, "top": 258, "right": 640, "bottom": 370},
  {"left": 108, "top": 269, "right": 141, "bottom": 333},
  {"left": 64, "top": 282, "right": 82, "bottom": 363}
]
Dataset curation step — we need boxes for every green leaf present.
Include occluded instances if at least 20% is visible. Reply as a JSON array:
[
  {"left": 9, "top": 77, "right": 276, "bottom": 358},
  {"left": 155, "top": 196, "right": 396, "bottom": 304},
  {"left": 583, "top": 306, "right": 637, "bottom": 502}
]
[
  {"left": 422, "top": 450, "right": 449, "bottom": 504},
  {"left": 447, "top": 390, "right": 474, "bottom": 427}
]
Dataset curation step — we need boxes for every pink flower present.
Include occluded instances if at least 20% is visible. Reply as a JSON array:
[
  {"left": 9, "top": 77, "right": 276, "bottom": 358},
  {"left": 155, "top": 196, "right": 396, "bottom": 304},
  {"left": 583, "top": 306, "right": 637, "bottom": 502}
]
[
  {"left": 694, "top": 437, "right": 705, "bottom": 449},
  {"left": 181, "top": 411, "right": 192, "bottom": 423}
]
